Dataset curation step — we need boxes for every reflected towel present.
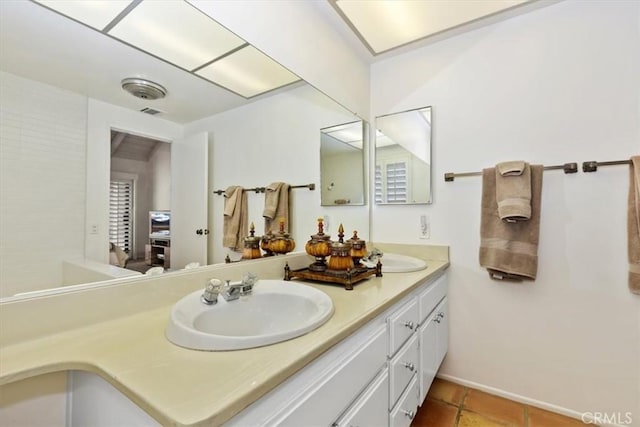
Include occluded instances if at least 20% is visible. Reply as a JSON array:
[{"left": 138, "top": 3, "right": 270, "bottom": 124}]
[
  {"left": 496, "top": 161, "right": 532, "bottom": 222},
  {"left": 480, "top": 165, "right": 543, "bottom": 281},
  {"left": 223, "top": 186, "right": 248, "bottom": 251},
  {"left": 263, "top": 182, "right": 290, "bottom": 233},
  {"left": 109, "top": 242, "right": 129, "bottom": 268},
  {"left": 629, "top": 156, "right": 640, "bottom": 294}
]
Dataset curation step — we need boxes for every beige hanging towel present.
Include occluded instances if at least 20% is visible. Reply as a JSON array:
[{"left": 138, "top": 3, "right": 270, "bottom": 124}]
[
  {"left": 629, "top": 156, "right": 640, "bottom": 294},
  {"left": 223, "top": 186, "right": 248, "bottom": 251},
  {"left": 480, "top": 164, "right": 543, "bottom": 281},
  {"left": 496, "top": 160, "right": 532, "bottom": 222},
  {"left": 263, "top": 182, "right": 290, "bottom": 233}
]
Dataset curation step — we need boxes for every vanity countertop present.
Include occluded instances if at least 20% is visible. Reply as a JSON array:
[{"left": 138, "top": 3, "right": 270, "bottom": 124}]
[{"left": 0, "top": 248, "right": 448, "bottom": 426}]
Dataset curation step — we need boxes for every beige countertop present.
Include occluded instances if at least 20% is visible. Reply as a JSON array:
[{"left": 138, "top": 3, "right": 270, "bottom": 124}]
[{"left": 0, "top": 246, "right": 448, "bottom": 426}]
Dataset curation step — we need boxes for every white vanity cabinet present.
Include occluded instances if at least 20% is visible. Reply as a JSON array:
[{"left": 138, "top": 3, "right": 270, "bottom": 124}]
[{"left": 229, "top": 270, "right": 448, "bottom": 427}]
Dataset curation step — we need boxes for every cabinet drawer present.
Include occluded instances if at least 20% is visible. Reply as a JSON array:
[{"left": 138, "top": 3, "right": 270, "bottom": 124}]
[
  {"left": 388, "top": 299, "right": 418, "bottom": 357},
  {"left": 389, "top": 334, "right": 418, "bottom": 407},
  {"left": 334, "top": 369, "right": 389, "bottom": 427},
  {"left": 274, "top": 325, "right": 388, "bottom": 426},
  {"left": 418, "top": 273, "right": 447, "bottom": 324},
  {"left": 389, "top": 375, "right": 418, "bottom": 427}
]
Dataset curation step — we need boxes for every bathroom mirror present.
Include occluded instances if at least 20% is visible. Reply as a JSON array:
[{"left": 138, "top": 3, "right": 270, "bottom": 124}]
[
  {"left": 0, "top": 1, "right": 363, "bottom": 299},
  {"left": 320, "top": 121, "right": 366, "bottom": 206},
  {"left": 375, "top": 107, "right": 432, "bottom": 204}
]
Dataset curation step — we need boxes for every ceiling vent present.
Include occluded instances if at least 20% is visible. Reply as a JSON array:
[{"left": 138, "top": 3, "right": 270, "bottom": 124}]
[
  {"left": 140, "top": 107, "right": 164, "bottom": 116},
  {"left": 121, "top": 78, "right": 167, "bottom": 100}
]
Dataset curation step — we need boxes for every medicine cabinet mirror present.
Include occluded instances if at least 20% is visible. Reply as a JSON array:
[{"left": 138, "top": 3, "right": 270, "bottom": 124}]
[
  {"left": 320, "top": 120, "right": 366, "bottom": 206},
  {"left": 375, "top": 107, "right": 432, "bottom": 204}
]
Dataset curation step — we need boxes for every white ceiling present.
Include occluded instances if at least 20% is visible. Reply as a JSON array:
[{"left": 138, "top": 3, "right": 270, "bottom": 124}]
[
  {"left": 0, "top": 1, "right": 553, "bottom": 125},
  {"left": 0, "top": 0, "right": 302, "bottom": 124}
]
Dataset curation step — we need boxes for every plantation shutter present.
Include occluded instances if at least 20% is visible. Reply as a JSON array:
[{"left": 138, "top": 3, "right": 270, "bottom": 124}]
[
  {"left": 385, "top": 161, "right": 408, "bottom": 203},
  {"left": 109, "top": 180, "right": 133, "bottom": 253},
  {"left": 374, "top": 164, "right": 383, "bottom": 204}
]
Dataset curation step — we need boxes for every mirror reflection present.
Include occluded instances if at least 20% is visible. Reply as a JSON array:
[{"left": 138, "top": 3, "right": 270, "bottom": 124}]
[
  {"left": 375, "top": 107, "right": 432, "bottom": 204},
  {"left": 0, "top": 1, "right": 364, "bottom": 299},
  {"left": 320, "top": 121, "right": 366, "bottom": 206}
]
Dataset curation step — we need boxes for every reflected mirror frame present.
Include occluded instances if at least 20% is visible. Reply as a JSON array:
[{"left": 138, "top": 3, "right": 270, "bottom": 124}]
[
  {"left": 374, "top": 106, "right": 432, "bottom": 205},
  {"left": 320, "top": 120, "right": 367, "bottom": 207}
]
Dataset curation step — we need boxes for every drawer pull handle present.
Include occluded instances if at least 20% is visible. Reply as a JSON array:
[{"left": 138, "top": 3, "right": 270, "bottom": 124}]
[
  {"left": 438, "top": 312, "right": 445, "bottom": 318},
  {"left": 403, "top": 321, "right": 415, "bottom": 330},
  {"left": 403, "top": 362, "right": 415, "bottom": 371},
  {"left": 433, "top": 317, "right": 441, "bottom": 324},
  {"left": 402, "top": 409, "right": 415, "bottom": 419}
]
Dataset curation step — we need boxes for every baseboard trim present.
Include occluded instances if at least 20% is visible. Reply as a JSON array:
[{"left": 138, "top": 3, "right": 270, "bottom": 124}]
[{"left": 436, "top": 374, "right": 626, "bottom": 427}]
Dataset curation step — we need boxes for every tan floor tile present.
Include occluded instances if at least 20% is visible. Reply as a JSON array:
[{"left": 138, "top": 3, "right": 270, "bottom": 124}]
[
  {"left": 458, "top": 410, "right": 510, "bottom": 427},
  {"left": 427, "top": 378, "right": 466, "bottom": 406},
  {"left": 463, "top": 389, "right": 525, "bottom": 426},
  {"left": 528, "top": 406, "right": 591, "bottom": 427},
  {"left": 411, "top": 398, "right": 458, "bottom": 427}
]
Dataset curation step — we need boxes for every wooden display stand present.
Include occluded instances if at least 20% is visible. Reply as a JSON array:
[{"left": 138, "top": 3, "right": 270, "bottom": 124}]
[{"left": 284, "top": 261, "right": 382, "bottom": 291}]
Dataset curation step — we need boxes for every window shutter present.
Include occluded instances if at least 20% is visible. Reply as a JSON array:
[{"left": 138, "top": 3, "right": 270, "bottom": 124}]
[
  {"left": 385, "top": 161, "right": 407, "bottom": 203},
  {"left": 109, "top": 180, "right": 133, "bottom": 253}
]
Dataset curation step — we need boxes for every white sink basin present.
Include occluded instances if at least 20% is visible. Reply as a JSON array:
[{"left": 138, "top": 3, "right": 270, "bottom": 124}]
[
  {"left": 165, "top": 280, "right": 334, "bottom": 351},
  {"left": 364, "top": 253, "right": 427, "bottom": 273}
]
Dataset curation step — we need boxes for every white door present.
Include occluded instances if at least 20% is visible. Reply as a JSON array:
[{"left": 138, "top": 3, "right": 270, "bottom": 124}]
[{"left": 171, "top": 132, "right": 208, "bottom": 268}]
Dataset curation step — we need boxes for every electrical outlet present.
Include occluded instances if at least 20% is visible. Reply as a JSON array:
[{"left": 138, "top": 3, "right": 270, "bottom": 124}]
[
  {"left": 323, "top": 215, "right": 330, "bottom": 232},
  {"left": 90, "top": 224, "right": 99, "bottom": 235},
  {"left": 419, "top": 215, "right": 430, "bottom": 239}
]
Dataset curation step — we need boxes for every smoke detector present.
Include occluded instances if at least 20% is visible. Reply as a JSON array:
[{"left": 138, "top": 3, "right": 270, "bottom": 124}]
[{"left": 121, "top": 78, "right": 167, "bottom": 100}]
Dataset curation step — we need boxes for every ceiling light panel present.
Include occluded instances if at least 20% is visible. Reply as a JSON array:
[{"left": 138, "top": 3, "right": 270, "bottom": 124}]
[
  {"left": 34, "top": 0, "right": 133, "bottom": 30},
  {"left": 196, "top": 46, "right": 300, "bottom": 98},
  {"left": 335, "top": 0, "right": 528, "bottom": 54},
  {"left": 108, "top": 0, "right": 246, "bottom": 71}
]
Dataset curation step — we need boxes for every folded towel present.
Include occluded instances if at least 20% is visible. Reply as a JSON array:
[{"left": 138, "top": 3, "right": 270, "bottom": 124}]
[
  {"left": 629, "top": 156, "right": 640, "bottom": 294},
  {"left": 223, "top": 186, "right": 248, "bottom": 251},
  {"left": 480, "top": 165, "right": 543, "bottom": 281},
  {"left": 263, "top": 182, "right": 290, "bottom": 233},
  {"left": 496, "top": 160, "right": 532, "bottom": 222}
]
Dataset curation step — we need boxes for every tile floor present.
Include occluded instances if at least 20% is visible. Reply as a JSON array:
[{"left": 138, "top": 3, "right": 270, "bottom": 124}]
[{"left": 412, "top": 379, "right": 593, "bottom": 427}]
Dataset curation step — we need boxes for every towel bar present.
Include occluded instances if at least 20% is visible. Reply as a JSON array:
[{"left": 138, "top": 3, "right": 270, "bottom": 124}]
[
  {"left": 582, "top": 160, "right": 631, "bottom": 172},
  {"left": 214, "top": 183, "right": 315, "bottom": 195},
  {"left": 444, "top": 163, "right": 577, "bottom": 182}
]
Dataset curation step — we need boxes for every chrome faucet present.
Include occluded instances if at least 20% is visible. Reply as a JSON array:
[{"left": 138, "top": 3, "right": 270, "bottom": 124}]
[
  {"left": 222, "top": 272, "right": 257, "bottom": 301},
  {"left": 367, "top": 247, "right": 384, "bottom": 261},
  {"left": 201, "top": 279, "right": 222, "bottom": 305}
]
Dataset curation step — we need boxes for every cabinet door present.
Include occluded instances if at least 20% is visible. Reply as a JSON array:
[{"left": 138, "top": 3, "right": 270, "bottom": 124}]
[
  {"left": 418, "top": 311, "right": 438, "bottom": 404},
  {"left": 436, "top": 298, "right": 449, "bottom": 365},
  {"left": 334, "top": 369, "right": 389, "bottom": 427}
]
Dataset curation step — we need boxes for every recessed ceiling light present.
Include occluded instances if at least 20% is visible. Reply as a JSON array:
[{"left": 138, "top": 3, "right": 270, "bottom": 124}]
[
  {"left": 33, "top": 0, "right": 134, "bottom": 30},
  {"left": 108, "top": 1, "right": 246, "bottom": 71},
  {"left": 333, "top": 0, "right": 529, "bottom": 54},
  {"left": 196, "top": 46, "right": 300, "bottom": 98}
]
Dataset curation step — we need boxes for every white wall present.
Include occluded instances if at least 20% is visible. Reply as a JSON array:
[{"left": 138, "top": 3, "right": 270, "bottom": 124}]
[
  {"left": 0, "top": 72, "right": 87, "bottom": 297},
  {"left": 371, "top": 0, "right": 639, "bottom": 420},
  {"left": 186, "top": 85, "right": 367, "bottom": 264},
  {"left": 149, "top": 142, "right": 171, "bottom": 211},
  {"left": 188, "top": 0, "right": 370, "bottom": 119}
]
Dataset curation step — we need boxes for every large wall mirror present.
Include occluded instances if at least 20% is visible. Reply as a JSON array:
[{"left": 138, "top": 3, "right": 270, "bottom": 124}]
[
  {"left": 0, "top": 1, "right": 363, "bottom": 299},
  {"left": 375, "top": 106, "right": 432, "bottom": 204},
  {"left": 320, "top": 121, "right": 366, "bottom": 206}
]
